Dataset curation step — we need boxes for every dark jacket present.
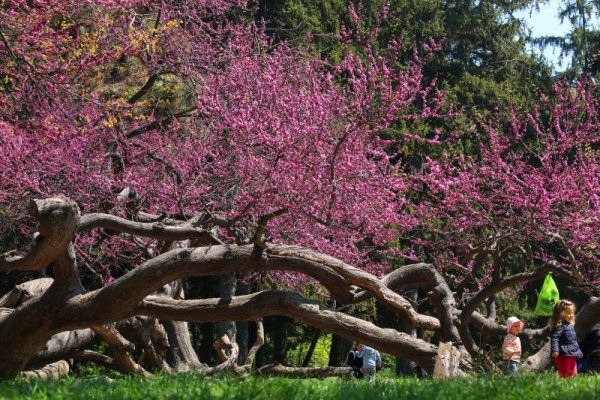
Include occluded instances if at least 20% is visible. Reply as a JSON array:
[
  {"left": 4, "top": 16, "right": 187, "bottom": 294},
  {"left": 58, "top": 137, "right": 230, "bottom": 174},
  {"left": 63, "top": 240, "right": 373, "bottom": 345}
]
[
  {"left": 551, "top": 322, "right": 583, "bottom": 357},
  {"left": 345, "top": 351, "right": 363, "bottom": 378},
  {"left": 580, "top": 323, "right": 600, "bottom": 371}
]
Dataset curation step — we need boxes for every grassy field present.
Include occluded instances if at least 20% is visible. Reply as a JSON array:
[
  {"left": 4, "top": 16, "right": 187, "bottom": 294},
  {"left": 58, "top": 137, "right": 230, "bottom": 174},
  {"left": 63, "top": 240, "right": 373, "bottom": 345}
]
[{"left": 0, "top": 372, "right": 598, "bottom": 400}]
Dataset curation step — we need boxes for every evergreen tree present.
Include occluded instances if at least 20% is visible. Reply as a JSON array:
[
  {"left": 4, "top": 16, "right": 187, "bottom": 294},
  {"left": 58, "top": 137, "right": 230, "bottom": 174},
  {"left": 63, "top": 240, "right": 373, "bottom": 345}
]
[
  {"left": 254, "top": 0, "right": 348, "bottom": 61},
  {"left": 533, "top": 0, "right": 600, "bottom": 78},
  {"left": 378, "top": 0, "right": 553, "bottom": 117}
]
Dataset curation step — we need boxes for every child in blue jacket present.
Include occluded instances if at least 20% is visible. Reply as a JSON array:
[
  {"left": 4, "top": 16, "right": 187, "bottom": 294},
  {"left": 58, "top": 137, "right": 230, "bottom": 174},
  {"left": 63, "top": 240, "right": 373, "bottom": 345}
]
[
  {"left": 549, "top": 299, "right": 583, "bottom": 378},
  {"left": 355, "top": 343, "right": 382, "bottom": 382}
]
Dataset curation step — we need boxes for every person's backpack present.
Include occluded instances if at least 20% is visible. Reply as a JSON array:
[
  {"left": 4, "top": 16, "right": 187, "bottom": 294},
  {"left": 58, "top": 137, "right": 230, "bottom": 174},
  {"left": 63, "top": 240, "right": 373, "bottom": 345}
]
[{"left": 535, "top": 273, "right": 560, "bottom": 316}]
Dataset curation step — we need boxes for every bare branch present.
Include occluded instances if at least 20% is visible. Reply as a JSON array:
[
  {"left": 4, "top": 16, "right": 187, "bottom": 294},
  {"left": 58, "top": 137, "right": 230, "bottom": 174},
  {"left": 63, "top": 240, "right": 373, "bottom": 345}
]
[
  {"left": 127, "top": 73, "right": 159, "bottom": 105},
  {"left": 125, "top": 106, "right": 198, "bottom": 139},
  {"left": 467, "top": 311, "right": 548, "bottom": 340},
  {"left": 19, "top": 360, "right": 70, "bottom": 380},
  {"left": 211, "top": 334, "right": 239, "bottom": 373},
  {"left": 79, "top": 213, "right": 217, "bottom": 242},
  {"left": 52, "top": 244, "right": 83, "bottom": 290},
  {"left": 92, "top": 324, "right": 151, "bottom": 376},
  {"left": 458, "top": 262, "right": 576, "bottom": 355},
  {"left": 146, "top": 152, "right": 184, "bottom": 185},
  {"left": 372, "top": 263, "right": 461, "bottom": 343},
  {"left": 254, "top": 364, "right": 351, "bottom": 378},
  {"left": 0, "top": 278, "right": 54, "bottom": 308},
  {"left": 243, "top": 319, "right": 264, "bottom": 368},
  {"left": 252, "top": 208, "right": 289, "bottom": 250},
  {"left": 546, "top": 231, "right": 584, "bottom": 284},
  {"left": 28, "top": 329, "right": 96, "bottom": 370},
  {"left": 73, "top": 350, "right": 121, "bottom": 371},
  {"left": 206, "top": 214, "right": 246, "bottom": 245}
]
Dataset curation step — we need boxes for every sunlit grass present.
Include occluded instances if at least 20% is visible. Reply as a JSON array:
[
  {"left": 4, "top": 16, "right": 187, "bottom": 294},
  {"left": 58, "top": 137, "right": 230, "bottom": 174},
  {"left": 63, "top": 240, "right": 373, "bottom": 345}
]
[{"left": 0, "top": 372, "right": 598, "bottom": 400}]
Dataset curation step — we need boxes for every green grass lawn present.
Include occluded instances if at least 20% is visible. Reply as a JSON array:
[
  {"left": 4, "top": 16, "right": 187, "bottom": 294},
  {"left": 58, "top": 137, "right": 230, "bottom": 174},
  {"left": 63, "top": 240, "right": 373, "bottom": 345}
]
[{"left": 0, "top": 372, "right": 598, "bottom": 400}]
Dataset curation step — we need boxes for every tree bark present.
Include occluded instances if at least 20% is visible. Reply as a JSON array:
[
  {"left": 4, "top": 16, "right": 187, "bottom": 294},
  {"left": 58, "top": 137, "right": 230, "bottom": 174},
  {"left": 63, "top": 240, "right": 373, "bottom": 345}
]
[
  {"left": 20, "top": 360, "right": 70, "bottom": 380},
  {"left": 396, "top": 289, "right": 418, "bottom": 376},
  {"left": 216, "top": 273, "right": 237, "bottom": 344},
  {"left": 158, "top": 281, "right": 204, "bottom": 371},
  {"left": 359, "top": 263, "right": 459, "bottom": 342},
  {"left": 0, "top": 278, "right": 54, "bottom": 307},
  {"left": 0, "top": 198, "right": 80, "bottom": 272},
  {"left": 242, "top": 320, "right": 264, "bottom": 369},
  {"left": 163, "top": 320, "right": 204, "bottom": 371},
  {"left": 328, "top": 334, "right": 351, "bottom": 367},
  {"left": 27, "top": 329, "right": 96, "bottom": 369},
  {"left": 92, "top": 324, "right": 151, "bottom": 376},
  {"left": 272, "top": 316, "right": 290, "bottom": 365},
  {"left": 255, "top": 363, "right": 351, "bottom": 378}
]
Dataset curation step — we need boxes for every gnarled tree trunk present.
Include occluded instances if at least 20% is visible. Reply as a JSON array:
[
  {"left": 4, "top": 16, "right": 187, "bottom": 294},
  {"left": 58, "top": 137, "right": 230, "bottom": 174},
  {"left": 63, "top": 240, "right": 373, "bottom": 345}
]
[{"left": 1, "top": 197, "right": 597, "bottom": 379}]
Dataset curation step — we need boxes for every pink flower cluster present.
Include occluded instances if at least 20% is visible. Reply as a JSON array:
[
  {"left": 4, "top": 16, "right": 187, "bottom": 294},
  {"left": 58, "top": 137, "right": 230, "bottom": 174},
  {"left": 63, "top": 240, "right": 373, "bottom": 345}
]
[{"left": 0, "top": 1, "right": 448, "bottom": 279}]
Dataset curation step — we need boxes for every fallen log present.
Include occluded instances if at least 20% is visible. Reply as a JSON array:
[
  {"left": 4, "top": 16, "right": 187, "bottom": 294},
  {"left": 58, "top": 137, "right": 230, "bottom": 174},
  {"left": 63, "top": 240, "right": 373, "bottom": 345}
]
[{"left": 254, "top": 363, "right": 352, "bottom": 378}]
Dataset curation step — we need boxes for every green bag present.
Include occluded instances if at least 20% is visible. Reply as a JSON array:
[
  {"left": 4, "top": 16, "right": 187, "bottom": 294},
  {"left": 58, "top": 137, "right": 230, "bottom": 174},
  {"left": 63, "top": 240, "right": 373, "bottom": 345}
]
[{"left": 535, "top": 273, "right": 560, "bottom": 316}]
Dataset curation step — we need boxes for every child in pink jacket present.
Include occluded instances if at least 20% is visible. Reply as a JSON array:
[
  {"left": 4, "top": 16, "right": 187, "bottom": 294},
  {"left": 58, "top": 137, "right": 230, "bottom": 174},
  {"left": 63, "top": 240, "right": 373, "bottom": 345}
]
[{"left": 502, "top": 316, "right": 524, "bottom": 374}]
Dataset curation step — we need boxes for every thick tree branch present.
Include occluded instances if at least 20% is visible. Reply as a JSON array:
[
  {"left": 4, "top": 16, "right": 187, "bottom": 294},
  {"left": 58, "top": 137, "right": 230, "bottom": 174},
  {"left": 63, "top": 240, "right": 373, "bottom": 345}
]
[
  {"left": 134, "top": 290, "right": 439, "bottom": 372},
  {"left": 254, "top": 364, "right": 352, "bottom": 378},
  {"left": 92, "top": 324, "right": 151, "bottom": 376},
  {"left": 52, "top": 244, "right": 84, "bottom": 292},
  {"left": 355, "top": 263, "right": 457, "bottom": 341},
  {"left": 27, "top": 329, "right": 96, "bottom": 370},
  {"left": 71, "top": 244, "right": 437, "bottom": 330},
  {"left": 71, "top": 244, "right": 356, "bottom": 323},
  {"left": 0, "top": 278, "right": 54, "bottom": 308},
  {"left": 0, "top": 198, "right": 79, "bottom": 271},
  {"left": 266, "top": 246, "right": 436, "bottom": 329},
  {"left": 466, "top": 311, "right": 548, "bottom": 340},
  {"left": 79, "top": 213, "right": 217, "bottom": 242}
]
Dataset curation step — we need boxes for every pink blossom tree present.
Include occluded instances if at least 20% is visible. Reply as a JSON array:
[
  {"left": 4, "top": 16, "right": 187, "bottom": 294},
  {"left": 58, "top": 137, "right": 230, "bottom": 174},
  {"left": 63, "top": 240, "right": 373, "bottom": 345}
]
[
  {"left": 0, "top": 0, "right": 598, "bottom": 379},
  {"left": 411, "top": 79, "right": 600, "bottom": 369},
  {"left": 0, "top": 0, "right": 459, "bottom": 378},
  {"left": 0, "top": 0, "right": 445, "bottom": 276}
]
